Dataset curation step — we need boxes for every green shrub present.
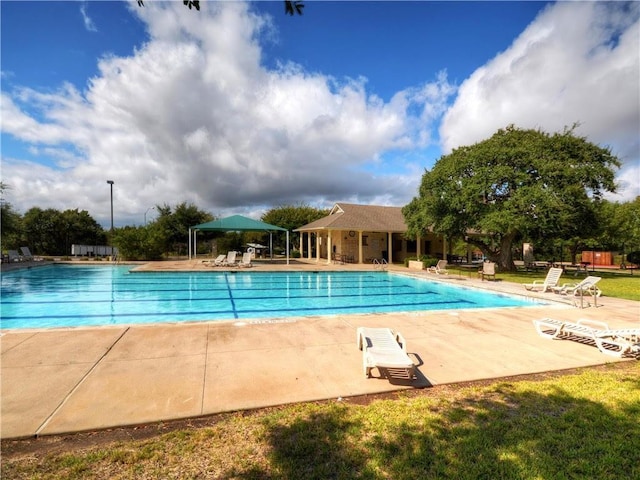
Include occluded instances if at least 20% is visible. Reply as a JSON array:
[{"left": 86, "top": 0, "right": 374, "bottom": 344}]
[
  {"left": 626, "top": 251, "right": 640, "bottom": 266},
  {"left": 420, "top": 255, "right": 439, "bottom": 267},
  {"left": 112, "top": 225, "right": 164, "bottom": 261},
  {"left": 404, "top": 255, "right": 439, "bottom": 268}
]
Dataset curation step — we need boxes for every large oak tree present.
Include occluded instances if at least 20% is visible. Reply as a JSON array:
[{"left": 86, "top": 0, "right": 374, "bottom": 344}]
[
  {"left": 261, "top": 203, "right": 329, "bottom": 250},
  {"left": 403, "top": 125, "right": 620, "bottom": 271}
]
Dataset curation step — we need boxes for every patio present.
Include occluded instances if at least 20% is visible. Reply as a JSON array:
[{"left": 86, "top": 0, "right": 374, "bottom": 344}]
[{"left": 1, "top": 259, "right": 638, "bottom": 439}]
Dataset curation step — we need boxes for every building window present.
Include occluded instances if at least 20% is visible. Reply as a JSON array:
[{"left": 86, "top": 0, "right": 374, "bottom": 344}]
[{"left": 362, "top": 236, "right": 368, "bottom": 246}]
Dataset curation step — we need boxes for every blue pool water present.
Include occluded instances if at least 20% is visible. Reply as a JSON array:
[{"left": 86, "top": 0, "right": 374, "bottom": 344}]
[{"left": 1, "top": 265, "right": 533, "bottom": 329}]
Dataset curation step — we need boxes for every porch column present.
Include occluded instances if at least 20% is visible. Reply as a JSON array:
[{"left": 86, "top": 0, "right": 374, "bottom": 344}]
[
  {"left": 307, "top": 233, "right": 312, "bottom": 260},
  {"left": 315, "top": 234, "right": 321, "bottom": 263},
  {"left": 299, "top": 234, "right": 303, "bottom": 257},
  {"left": 388, "top": 232, "right": 392, "bottom": 264},
  {"left": 358, "top": 231, "right": 363, "bottom": 264},
  {"left": 326, "top": 231, "right": 332, "bottom": 265}
]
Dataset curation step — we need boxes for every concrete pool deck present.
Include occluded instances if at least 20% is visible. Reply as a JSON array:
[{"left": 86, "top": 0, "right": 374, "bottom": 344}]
[{"left": 1, "top": 259, "right": 638, "bottom": 439}]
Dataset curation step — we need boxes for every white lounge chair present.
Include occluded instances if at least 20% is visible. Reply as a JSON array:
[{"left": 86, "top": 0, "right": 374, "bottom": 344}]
[
  {"left": 533, "top": 318, "right": 640, "bottom": 358},
  {"left": 553, "top": 276, "right": 602, "bottom": 297},
  {"left": 207, "top": 254, "right": 227, "bottom": 266},
  {"left": 524, "top": 267, "right": 563, "bottom": 292},
  {"left": 7, "top": 250, "right": 22, "bottom": 262},
  {"left": 225, "top": 251, "right": 238, "bottom": 266},
  {"left": 427, "top": 260, "right": 448, "bottom": 274},
  {"left": 20, "top": 246, "right": 34, "bottom": 261},
  {"left": 356, "top": 327, "right": 416, "bottom": 379},
  {"left": 237, "top": 252, "right": 253, "bottom": 268}
]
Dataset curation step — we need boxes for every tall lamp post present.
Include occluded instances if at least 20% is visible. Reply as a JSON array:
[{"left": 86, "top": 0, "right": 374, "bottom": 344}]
[
  {"left": 144, "top": 206, "right": 156, "bottom": 225},
  {"left": 106, "top": 180, "right": 114, "bottom": 233}
]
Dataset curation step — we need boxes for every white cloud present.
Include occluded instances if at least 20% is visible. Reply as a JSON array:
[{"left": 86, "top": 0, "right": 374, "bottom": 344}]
[
  {"left": 80, "top": 2, "right": 97, "bottom": 32},
  {"left": 1, "top": 1, "right": 451, "bottom": 226},
  {"left": 608, "top": 161, "right": 640, "bottom": 202},
  {"left": 440, "top": 1, "right": 640, "bottom": 201}
]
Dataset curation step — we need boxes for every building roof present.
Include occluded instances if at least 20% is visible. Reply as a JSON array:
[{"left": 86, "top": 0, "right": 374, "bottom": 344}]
[
  {"left": 192, "top": 215, "right": 287, "bottom": 232},
  {"left": 295, "top": 203, "right": 407, "bottom": 233}
]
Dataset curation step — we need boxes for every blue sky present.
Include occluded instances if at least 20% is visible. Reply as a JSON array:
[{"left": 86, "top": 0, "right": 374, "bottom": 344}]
[{"left": 2, "top": 1, "right": 638, "bottom": 227}]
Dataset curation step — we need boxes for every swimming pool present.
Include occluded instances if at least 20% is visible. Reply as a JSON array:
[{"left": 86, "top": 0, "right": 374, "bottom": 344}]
[{"left": 1, "top": 265, "right": 533, "bottom": 329}]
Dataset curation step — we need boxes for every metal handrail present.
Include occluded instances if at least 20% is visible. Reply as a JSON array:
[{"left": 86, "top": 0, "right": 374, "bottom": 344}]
[{"left": 373, "top": 258, "right": 388, "bottom": 271}]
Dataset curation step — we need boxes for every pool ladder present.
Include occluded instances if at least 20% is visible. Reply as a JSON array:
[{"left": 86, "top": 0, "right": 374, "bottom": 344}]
[{"left": 373, "top": 258, "right": 388, "bottom": 271}]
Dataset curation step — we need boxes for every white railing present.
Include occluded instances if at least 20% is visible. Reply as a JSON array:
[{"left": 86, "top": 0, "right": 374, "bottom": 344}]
[{"left": 373, "top": 258, "right": 388, "bottom": 271}]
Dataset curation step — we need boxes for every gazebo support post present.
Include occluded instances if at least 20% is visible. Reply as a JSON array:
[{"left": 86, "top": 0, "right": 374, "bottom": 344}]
[{"left": 286, "top": 231, "right": 290, "bottom": 265}]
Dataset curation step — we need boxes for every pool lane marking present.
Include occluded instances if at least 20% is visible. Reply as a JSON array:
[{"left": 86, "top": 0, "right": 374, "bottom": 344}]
[
  {"left": 1, "top": 281, "right": 400, "bottom": 297},
  {"left": 34, "top": 327, "right": 130, "bottom": 437},
  {"left": 223, "top": 273, "right": 239, "bottom": 319},
  {"left": 0, "top": 287, "right": 423, "bottom": 307}
]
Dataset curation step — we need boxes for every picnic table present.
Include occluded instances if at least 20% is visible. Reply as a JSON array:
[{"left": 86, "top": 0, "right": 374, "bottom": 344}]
[{"left": 457, "top": 264, "right": 481, "bottom": 277}]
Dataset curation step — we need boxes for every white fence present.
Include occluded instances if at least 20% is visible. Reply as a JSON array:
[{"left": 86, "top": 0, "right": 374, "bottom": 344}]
[{"left": 71, "top": 244, "right": 118, "bottom": 257}]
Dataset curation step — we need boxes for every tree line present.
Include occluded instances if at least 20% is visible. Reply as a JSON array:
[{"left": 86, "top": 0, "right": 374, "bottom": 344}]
[
  {"left": 0, "top": 186, "right": 327, "bottom": 261},
  {"left": 2, "top": 126, "right": 638, "bottom": 267}
]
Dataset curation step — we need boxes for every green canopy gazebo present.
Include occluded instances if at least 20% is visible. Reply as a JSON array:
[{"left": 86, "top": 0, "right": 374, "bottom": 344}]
[{"left": 189, "top": 215, "right": 290, "bottom": 264}]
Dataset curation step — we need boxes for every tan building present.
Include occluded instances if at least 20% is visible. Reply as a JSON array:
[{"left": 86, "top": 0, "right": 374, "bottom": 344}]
[{"left": 294, "top": 203, "right": 448, "bottom": 265}]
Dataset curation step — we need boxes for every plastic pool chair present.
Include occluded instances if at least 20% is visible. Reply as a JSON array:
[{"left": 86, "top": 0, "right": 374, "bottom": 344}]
[
  {"left": 225, "top": 251, "right": 238, "bottom": 266},
  {"left": 479, "top": 261, "right": 496, "bottom": 281},
  {"left": 524, "top": 267, "right": 563, "bottom": 292},
  {"left": 20, "top": 247, "right": 35, "bottom": 261},
  {"left": 552, "top": 275, "right": 602, "bottom": 297},
  {"left": 356, "top": 327, "right": 416, "bottom": 379},
  {"left": 7, "top": 250, "right": 22, "bottom": 262},
  {"left": 427, "top": 260, "right": 448, "bottom": 274},
  {"left": 533, "top": 318, "right": 640, "bottom": 358},
  {"left": 237, "top": 252, "right": 253, "bottom": 268},
  {"left": 208, "top": 254, "right": 227, "bottom": 266}
]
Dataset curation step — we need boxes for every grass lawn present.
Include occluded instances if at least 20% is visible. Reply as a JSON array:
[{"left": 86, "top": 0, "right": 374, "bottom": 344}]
[
  {"left": 3, "top": 363, "right": 639, "bottom": 479},
  {"left": 451, "top": 266, "right": 640, "bottom": 301}
]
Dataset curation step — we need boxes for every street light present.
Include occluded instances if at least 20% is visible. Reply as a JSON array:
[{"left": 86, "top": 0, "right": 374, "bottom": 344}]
[
  {"left": 144, "top": 206, "right": 156, "bottom": 225},
  {"left": 106, "top": 180, "right": 114, "bottom": 232}
]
